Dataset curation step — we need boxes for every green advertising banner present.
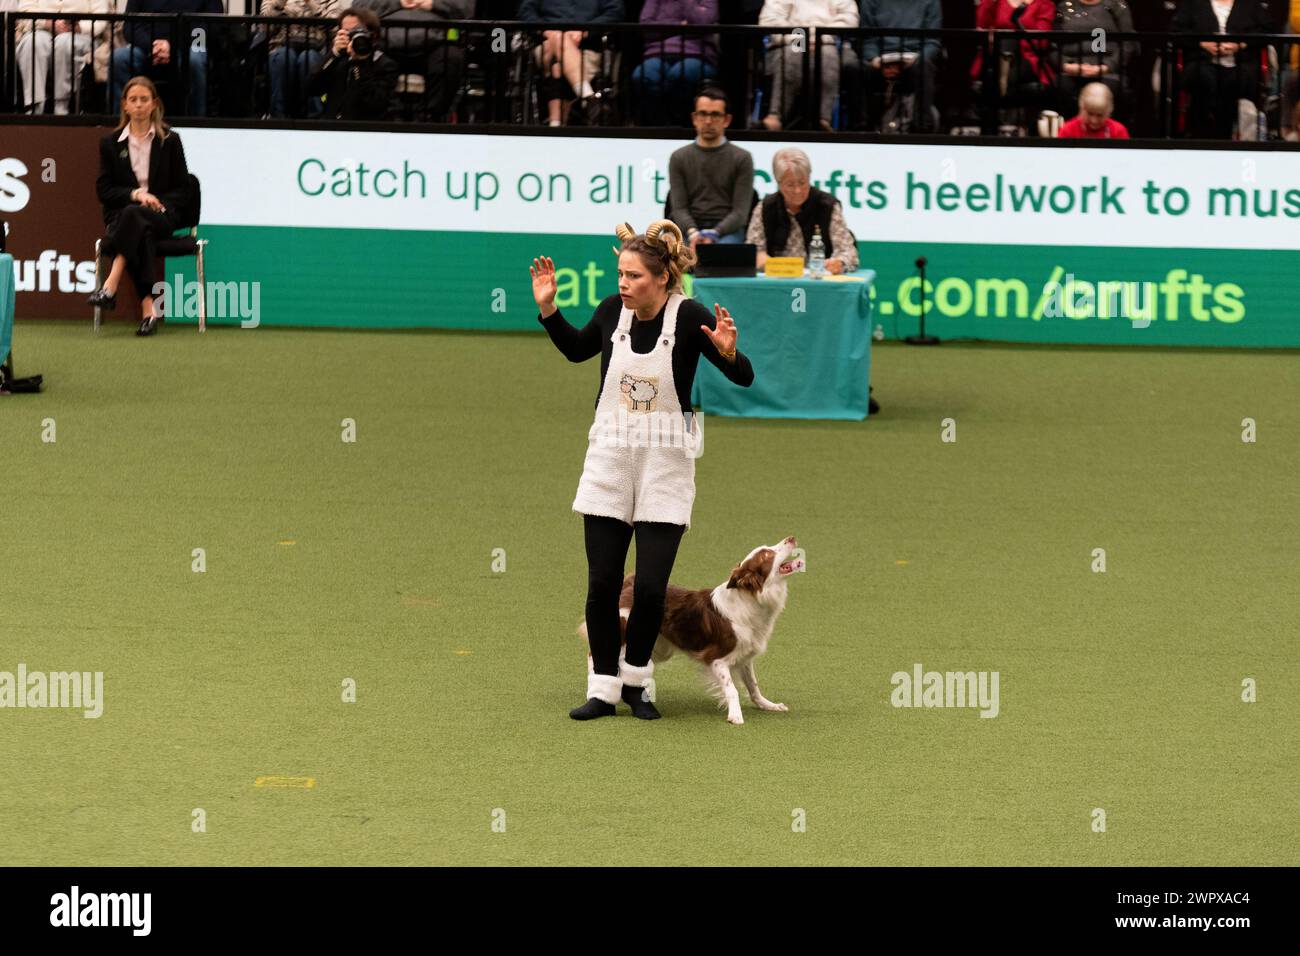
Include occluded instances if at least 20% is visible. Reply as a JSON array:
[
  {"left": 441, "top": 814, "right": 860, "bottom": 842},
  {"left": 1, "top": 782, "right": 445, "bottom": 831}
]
[{"left": 165, "top": 129, "right": 1300, "bottom": 348}]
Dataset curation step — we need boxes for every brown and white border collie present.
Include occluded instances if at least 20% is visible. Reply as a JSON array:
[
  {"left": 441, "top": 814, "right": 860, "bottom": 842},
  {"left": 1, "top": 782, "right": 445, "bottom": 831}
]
[{"left": 578, "top": 537, "right": 803, "bottom": 724}]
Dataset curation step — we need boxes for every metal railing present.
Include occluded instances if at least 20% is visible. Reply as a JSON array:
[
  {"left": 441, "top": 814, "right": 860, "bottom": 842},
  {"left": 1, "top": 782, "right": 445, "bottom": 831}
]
[{"left": 2, "top": 15, "right": 1297, "bottom": 140}]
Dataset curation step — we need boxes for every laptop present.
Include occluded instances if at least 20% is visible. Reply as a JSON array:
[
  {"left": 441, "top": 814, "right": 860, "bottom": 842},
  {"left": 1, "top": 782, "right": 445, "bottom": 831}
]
[{"left": 694, "top": 243, "right": 758, "bottom": 278}]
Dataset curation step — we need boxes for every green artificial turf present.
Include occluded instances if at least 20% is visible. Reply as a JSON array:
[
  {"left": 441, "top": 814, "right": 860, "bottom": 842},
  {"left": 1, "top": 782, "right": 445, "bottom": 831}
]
[{"left": 1, "top": 318, "right": 1296, "bottom": 866}]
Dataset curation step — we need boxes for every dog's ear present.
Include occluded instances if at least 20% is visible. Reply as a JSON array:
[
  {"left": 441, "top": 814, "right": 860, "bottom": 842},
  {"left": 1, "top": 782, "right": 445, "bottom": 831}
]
[
  {"left": 727, "top": 560, "right": 765, "bottom": 593},
  {"left": 726, "top": 560, "right": 750, "bottom": 590}
]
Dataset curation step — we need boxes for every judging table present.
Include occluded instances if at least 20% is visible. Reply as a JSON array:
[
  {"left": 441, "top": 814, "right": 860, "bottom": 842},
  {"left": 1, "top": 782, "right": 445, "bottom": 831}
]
[
  {"left": 0, "top": 253, "right": 14, "bottom": 365},
  {"left": 689, "top": 269, "right": 875, "bottom": 420}
]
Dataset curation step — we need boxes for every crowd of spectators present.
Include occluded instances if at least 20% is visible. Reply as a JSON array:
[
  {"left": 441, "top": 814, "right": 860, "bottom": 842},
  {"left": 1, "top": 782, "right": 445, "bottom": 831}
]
[{"left": 1, "top": 0, "right": 1298, "bottom": 139}]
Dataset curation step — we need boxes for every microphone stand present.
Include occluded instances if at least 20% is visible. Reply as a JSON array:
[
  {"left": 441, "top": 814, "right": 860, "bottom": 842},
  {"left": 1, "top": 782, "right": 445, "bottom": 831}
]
[{"left": 905, "top": 256, "right": 939, "bottom": 345}]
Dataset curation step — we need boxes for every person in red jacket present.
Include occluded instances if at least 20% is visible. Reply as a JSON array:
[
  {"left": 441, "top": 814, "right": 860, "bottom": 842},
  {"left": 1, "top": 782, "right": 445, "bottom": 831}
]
[
  {"left": 971, "top": 0, "right": 1058, "bottom": 87},
  {"left": 1057, "top": 81, "right": 1130, "bottom": 138}
]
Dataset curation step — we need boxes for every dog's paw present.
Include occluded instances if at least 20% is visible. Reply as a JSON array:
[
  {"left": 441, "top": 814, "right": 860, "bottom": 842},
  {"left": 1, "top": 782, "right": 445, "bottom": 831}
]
[
  {"left": 759, "top": 701, "right": 789, "bottom": 712},
  {"left": 727, "top": 711, "right": 745, "bottom": 725}
]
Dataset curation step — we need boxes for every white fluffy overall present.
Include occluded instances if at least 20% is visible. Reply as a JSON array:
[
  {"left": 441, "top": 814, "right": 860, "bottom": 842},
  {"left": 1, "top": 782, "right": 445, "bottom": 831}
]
[{"left": 571, "top": 292, "right": 701, "bottom": 530}]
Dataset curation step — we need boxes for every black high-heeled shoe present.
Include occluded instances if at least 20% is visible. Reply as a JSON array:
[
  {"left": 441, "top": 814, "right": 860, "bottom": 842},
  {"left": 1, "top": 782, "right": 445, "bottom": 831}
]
[
  {"left": 136, "top": 313, "right": 160, "bottom": 336},
  {"left": 87, "top": 287, "right": 117, "bottom": 310}
]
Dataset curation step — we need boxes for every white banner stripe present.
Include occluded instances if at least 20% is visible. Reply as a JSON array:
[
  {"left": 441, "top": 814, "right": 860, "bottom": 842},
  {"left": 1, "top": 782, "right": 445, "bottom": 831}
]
[{"left": 178, "top": 129, "right": 1300, "bottom": 251}]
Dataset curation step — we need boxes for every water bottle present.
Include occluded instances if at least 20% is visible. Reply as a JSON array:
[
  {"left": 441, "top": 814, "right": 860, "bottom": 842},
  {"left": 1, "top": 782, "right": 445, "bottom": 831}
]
[{"left": 808, "top": 225, "right": 826, "bottom": 278}]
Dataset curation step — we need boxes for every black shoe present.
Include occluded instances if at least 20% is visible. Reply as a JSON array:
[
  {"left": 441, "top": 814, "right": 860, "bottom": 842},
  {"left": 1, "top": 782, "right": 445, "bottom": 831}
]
[
  {"left": 569, "top": 697, "right": 617, "bottom": 720},
  {"left": 868, "top": 385, "right": 880, "bottom": 415},
  {"left": 136, "top": 314, "right": 159, "bottom": 337},
  {"left": 88, "top": 287, "right": 117, "bottom": 310},
  {"left": 621, "top": 683, "right": 661, "bottom": 720}
]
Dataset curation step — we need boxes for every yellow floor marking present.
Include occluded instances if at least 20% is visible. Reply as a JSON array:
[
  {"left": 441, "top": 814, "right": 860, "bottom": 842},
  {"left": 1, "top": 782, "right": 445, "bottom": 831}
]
[
  {"left": 255, "top": 776, "right": 316, "bottom": 789},
  {"left": 402, "top": 595, "right": 442, "bottom": 608},
  {"left": 895, "top": 560, "right": 909, "bottom": 565}
]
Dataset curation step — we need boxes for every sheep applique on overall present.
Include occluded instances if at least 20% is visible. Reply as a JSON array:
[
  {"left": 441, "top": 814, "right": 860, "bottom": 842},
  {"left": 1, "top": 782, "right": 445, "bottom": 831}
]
[{"left": 620, "top": 373, "right": 659, "bottom": 412}]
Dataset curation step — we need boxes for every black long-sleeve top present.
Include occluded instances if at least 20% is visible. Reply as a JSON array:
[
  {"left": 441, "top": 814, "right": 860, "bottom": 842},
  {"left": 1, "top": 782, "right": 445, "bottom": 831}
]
[{"left": 539, "top": 294, "right": 755, "bottom": 411}]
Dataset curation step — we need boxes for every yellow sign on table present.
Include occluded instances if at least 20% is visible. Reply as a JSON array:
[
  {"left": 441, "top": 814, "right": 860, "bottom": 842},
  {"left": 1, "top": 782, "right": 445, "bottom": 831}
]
[{"left": 763, "top": 257, "right": 804, "bottom": 278}]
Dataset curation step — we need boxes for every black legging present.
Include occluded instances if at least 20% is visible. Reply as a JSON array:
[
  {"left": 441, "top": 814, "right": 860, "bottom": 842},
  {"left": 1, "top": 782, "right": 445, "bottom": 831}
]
[
  {"left": 583, "top": 514, "right": 685, "bottom": 676},
  {"left": 107, "top": 204, "right": 178, "bottom": 301}
]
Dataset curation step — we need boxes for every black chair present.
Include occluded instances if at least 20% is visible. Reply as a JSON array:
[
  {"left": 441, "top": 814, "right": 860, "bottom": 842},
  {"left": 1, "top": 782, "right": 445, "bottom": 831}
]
[{"left": 93, "top": 173, "right": 209, "bottom": 332}]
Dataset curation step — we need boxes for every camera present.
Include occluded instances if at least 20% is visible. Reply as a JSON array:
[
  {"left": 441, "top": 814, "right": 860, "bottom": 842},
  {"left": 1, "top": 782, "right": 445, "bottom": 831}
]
[{"left": 347, "top": 27, "right": 373, "bottom": 58}]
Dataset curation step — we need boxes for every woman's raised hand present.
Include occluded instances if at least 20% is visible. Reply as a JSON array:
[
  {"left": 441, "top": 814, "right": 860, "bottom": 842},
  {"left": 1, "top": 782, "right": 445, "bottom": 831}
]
[
  {"left": 701, "top": 303, "right": 737, "bottom": 357},
  {"left": 530, "top": 256, "right": 558, "bottom": 316}
]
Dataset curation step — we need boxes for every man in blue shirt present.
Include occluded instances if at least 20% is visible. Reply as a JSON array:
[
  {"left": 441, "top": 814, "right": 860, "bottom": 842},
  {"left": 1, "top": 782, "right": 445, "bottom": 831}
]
[{"left": 111, "top": 0, "right": 223, "bottom": 116}]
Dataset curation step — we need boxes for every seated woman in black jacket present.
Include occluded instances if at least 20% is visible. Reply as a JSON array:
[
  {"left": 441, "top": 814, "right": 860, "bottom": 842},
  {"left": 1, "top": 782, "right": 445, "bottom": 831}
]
[{"left": 89, "top": 76, "right": 191, "bottom": 336}]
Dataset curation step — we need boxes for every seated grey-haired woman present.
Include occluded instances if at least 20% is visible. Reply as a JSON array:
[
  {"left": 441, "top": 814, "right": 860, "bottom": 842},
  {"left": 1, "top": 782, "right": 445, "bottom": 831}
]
[{"left": 745, "top": 147, "right": 858, "bottom": 275}]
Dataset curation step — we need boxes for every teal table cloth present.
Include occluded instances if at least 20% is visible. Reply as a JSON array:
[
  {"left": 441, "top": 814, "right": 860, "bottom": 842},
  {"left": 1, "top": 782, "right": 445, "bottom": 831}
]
[
  {"left": 690, "top": 269, "right": 875, "bottom": 420},
  {"left": 0, "top": 253, "right": 14, "bottom": 364}
]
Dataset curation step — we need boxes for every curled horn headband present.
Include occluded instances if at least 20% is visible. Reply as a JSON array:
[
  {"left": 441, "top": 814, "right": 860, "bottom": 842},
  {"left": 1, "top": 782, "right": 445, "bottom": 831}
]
[
  {"left": 611, "top": 221, "right": 636, "bottom": 255},
  {"left": 646, "top": 220, "right": 684, "bottom": 257},
  {"left": 611, "top": 220, "right": 684, "bottom": 257}
]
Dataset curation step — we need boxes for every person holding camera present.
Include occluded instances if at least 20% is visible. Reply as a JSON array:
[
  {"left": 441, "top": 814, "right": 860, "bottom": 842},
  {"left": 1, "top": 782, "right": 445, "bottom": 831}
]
[
  {"left": 351, "top": 0, "right": 472, "bottom": 122},
  {"left": 306, "top": 7, "right": 399, "bottom": 119}
]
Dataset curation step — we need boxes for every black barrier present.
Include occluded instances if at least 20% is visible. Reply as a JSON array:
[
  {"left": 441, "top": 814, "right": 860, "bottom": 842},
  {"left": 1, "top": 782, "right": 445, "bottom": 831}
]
[{"left": 1, "top": 15, "right": 1298, "bottom": 139}]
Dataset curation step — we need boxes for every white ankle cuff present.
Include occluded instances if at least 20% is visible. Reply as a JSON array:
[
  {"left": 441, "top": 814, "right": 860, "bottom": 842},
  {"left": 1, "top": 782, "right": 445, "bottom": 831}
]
[
  {"left": 587, "top": 673, "right": 622, "bottom": 704},
  {"left": 619, "top": 660, "right": 654, "bottom": 687}
]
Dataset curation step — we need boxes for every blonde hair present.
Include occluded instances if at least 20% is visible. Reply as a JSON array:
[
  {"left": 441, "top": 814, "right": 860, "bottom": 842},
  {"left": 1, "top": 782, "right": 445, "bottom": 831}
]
[
  {"left": 613, "top": 220, "right": 697, "bottom": 294},
  {"left": 116, "top": 76, "right": 169, "bottom": 140}
]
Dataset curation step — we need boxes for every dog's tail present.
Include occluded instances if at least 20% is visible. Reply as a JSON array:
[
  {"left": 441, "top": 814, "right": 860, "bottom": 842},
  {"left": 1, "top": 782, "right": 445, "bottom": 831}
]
[{"left": 651, "top": 641, "right": 675, "bottom": 664}]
